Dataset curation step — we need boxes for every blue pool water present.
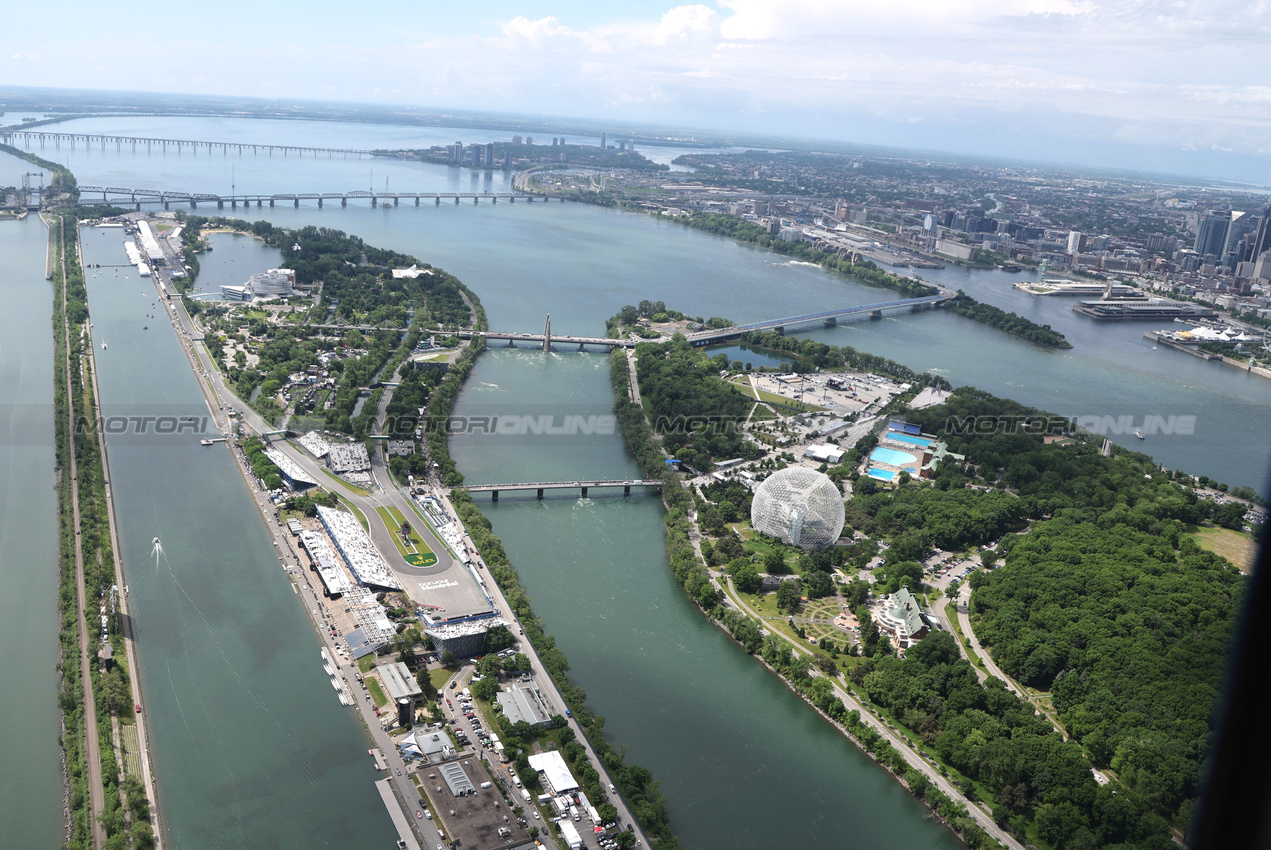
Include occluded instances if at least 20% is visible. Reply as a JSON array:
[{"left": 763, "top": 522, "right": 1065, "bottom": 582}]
[
  {"left": 885, "top": 433, "right": 933, "bottom": 448},
  {"left": 867, "top": 468, "right": 896, "bottom": 481},
  {"left": 869, "top": 446, "right": 919, "bottom": 467}
]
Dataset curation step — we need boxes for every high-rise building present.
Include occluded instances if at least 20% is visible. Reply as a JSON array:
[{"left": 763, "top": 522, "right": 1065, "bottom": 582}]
[
  {"left": 1222, "top": 211, "right": 1257, "bottom": 267},
  {"left": 1194, "top": 210, "right": 1234, "bottom": 261},
  {"left": 525, "top": 136, "right": 533, "bottom": 146},
  {"left": 1067, "top": 231, "right": 1084, "bottom": 255},
  {"left": 484, "top": 143, "right": 495, "bottom": 166},
  {"left": 600, "top": 133, "right": 607, "bottom": 150},
  {"left": 1250, "top": 204, "right": 1271, "bottom": 261}
]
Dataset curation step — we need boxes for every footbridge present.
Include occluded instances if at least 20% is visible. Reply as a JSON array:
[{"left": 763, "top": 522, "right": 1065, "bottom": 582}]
[
  {"left": 462, "top": 479, "right": 663, "bottom": 501},
  {"left": 684, "top": 292, "right": 954, "bottom": 346},
  {"left": 2, "top": 130, "right": 372, "bottom": 157},
  {"left": 75, "top": 185, "right": 562, "bottom": 210}
]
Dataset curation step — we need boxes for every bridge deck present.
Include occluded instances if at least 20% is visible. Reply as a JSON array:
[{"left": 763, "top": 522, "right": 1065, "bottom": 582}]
[{"left": 463, "top": 479, "right": 662, "bottom": 493}]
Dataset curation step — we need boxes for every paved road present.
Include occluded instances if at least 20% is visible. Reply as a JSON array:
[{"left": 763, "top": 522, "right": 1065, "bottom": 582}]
[{"left": 719, "top": 576, "right": 1026, "bottom": 850}]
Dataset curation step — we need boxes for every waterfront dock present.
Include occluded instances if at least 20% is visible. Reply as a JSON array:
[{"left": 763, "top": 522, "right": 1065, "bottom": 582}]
[{"left": 1073, "top": 299, "right": 1217, "bottom": 321}]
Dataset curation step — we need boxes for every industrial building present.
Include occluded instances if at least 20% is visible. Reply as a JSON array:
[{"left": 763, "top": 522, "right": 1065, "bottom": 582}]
[{"left": 496, "top": 680, "right": 555, "bottom": 729}]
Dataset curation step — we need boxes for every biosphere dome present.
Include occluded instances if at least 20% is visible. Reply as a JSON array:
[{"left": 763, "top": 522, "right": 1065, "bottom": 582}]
[{"left": 750, "top": 467, "right": 845, "bottom": 550}]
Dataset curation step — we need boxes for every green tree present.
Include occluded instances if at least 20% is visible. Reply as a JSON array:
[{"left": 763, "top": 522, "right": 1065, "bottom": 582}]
[
  {"left": 733, "top": 563, "right": 761, "bottom": 594},
  {"left": 776, "top": 578, "right": 803, "bottom": 612},
  {"left": 471, "top": 675, "right": 499, "bottom": 702}
]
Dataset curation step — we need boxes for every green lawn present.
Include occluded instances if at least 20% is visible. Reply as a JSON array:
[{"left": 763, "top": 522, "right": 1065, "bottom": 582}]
[
  {"left": 1192, "top": 525, "right": 1257, "bottom": 572},
  {"left": 428, "top": 667, "right": 452, "bottom": 691},
  {"left": 375, "top": 505, "right": 438, "bottom": 566},
  {"left": 357, "top": 654, "right": 377, "bottom": 674},
  {"left": 366, "top": 676, "right": 388, "bottom": 708}
]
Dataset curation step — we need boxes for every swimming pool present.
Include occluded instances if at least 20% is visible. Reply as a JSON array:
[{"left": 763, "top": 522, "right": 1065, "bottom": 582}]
[
  {"left": 869, "top": 446, "right": 919, "bottom": 467},
  {"left": 867, "top": 467, "right": 896, "bottom": 481},
  {"left": 885, "top": 433, "right": 933, "bottom": 448}
]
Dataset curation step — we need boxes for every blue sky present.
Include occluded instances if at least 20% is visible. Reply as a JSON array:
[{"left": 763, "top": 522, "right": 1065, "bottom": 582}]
[{"left": 5, "top": 1, "right": 1270, "bottom": 184}]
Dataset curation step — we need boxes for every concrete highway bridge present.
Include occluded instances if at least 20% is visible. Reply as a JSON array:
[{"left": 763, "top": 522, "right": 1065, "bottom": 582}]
[
  {"left": 462, "top": 479, "right": 663, "bottom": 501},
  {"left": 1, "top": 130, "right": 372, "bottom": 157},
  {"left": 684, "top": 292, "right": 954, "bottom": 345},
  {"left": 75, "top": 185, "right": 564, "bottom": 210}
]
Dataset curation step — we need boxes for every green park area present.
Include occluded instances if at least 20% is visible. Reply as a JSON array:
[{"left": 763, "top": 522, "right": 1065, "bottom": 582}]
[
  {"left": 377, "top": 506, "right": 438, "bottom": 567},
  {"left": 1192, "top": 525, "right": 1257, "bottom": 573}
]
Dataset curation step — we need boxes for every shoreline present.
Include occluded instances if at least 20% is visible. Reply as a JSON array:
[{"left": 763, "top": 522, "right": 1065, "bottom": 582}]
[
  {"left": 158, "top": 223, "right": 664, "bottom": 849},
  {"left": 1144, "top": 331, "right": 1271, "bottom": 382},
  {"left": 605, "top": 347, "right": 1021, "bottom": 850}
]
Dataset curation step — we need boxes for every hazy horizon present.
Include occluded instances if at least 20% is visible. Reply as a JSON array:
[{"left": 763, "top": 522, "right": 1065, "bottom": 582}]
[{"left": 3, "top": 1, "right": 1269, "bottom": 185}]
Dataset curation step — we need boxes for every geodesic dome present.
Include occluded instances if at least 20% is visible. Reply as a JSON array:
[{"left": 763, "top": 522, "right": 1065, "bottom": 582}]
[{"left": 750, "top": 467, "right": 845, "bottom": 550}]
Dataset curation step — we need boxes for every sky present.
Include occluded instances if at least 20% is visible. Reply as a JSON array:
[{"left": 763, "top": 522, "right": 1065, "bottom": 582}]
[{"left": 4, "top": 0, "right": 1271, "bottom": 183}]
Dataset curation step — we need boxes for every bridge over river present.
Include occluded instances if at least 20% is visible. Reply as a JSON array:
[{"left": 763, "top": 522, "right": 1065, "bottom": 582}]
[
  {"left": 460, "top": 293, "right": 956, "bottom": 353},
  {"left": 75, "top": 185, "right": 564, "bottom": 210},
  {"left": 683, "top": 292, "right": 955, "bottom": 345},
  {"left": 1, "top": 130, "right": 372, "bottom": 158},
  {"left": 462, "top": 479, "right": 664, "bottom": 501}
]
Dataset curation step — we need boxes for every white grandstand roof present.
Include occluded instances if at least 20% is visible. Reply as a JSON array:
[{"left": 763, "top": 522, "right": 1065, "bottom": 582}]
[
  {"left": 327, "top": 443, "right": 370, "bottom": 474},
  {"left": 298, "top": 431, "right": 331, "bottom": 458},
  {"left": 263, "top": 447, "right": 318, "bottom": 487},
  {"left": 316, "top": 505, "right": 403, "bottom": 590},
  {"left": 299, "top": 530, "right": 356, "bottom": 595}
]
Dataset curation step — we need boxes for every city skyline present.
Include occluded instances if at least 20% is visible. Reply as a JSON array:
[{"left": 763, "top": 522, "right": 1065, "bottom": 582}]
[{"left": 4, "top": 1, "right": 1270, "bottom": 184}]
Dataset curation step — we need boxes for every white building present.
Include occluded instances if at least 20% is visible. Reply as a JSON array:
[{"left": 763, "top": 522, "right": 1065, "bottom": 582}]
[{"left": 221, "top": 268, "right": 297, "bottom": 301}]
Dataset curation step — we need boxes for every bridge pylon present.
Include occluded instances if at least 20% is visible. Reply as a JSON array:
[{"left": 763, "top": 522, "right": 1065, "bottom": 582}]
[{"left": 543, "top": 314, "right": 551, "bottom": 352}]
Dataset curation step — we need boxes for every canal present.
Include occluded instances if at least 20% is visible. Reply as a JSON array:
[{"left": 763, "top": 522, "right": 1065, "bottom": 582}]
[{"left": 0, "top": 200, "right": 64, "bottom": 850}]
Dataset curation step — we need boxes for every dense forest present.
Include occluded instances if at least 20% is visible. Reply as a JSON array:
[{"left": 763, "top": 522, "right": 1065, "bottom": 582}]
[
  {"left": 948, "top": 291, "right": 1071, "bottom": 349},
  {"left": 858, "top": 388, "right": 1250, "bottom": 840},
  {"left": 972, "top": 520, "right": 1243, "bottom": 833},
  {"left": 634, "top": 336, "right": 764, "bottom": 470}
]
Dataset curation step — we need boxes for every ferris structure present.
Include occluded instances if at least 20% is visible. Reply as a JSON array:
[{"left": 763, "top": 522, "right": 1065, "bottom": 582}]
[{"left": 750, "top": 467, "right": 845, "bottom": 550}]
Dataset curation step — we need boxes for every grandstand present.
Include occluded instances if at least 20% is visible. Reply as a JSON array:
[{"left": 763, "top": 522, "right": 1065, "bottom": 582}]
[
  {"left": 263, "top": 446, "right": 317, "bottom": 490},
  {"left": 316, "top": 505, "right": 403, "bottom": 590},
  {"left": 299, "top": 530, "right": 355, "bottom": 595}
]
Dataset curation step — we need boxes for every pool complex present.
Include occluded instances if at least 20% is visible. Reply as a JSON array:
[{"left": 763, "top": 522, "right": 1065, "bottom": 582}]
[
  {"left": 867, "top": 468, "right": 897, "bottom": 481},
  {"left": 869, "top": 446, "right": 919, "bottom": 467},
  {"left": 885, "top": 432, "right": 934, "bottom": 449}
]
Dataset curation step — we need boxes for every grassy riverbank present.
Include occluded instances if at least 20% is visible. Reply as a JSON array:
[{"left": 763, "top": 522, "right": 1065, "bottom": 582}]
[{"left": 50, "top": 211, "right": 156, "bottom": 849}]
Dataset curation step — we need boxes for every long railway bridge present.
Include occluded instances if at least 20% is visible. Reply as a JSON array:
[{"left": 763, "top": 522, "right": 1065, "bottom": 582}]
[
  {"left": 75, "top": 185, "right": 564, "bottom": 209},
  {"left": 1, "top": 130, "right": 371, "bottom": 157}
]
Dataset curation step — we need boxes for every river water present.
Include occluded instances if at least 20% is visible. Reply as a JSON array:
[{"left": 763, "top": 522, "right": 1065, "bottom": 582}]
[
  {"left": 0, "top": 200, "right": 63, "bottom": 849},
  {"left": 4, "top": 116, "right": 1268, "bottom": 849}
]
